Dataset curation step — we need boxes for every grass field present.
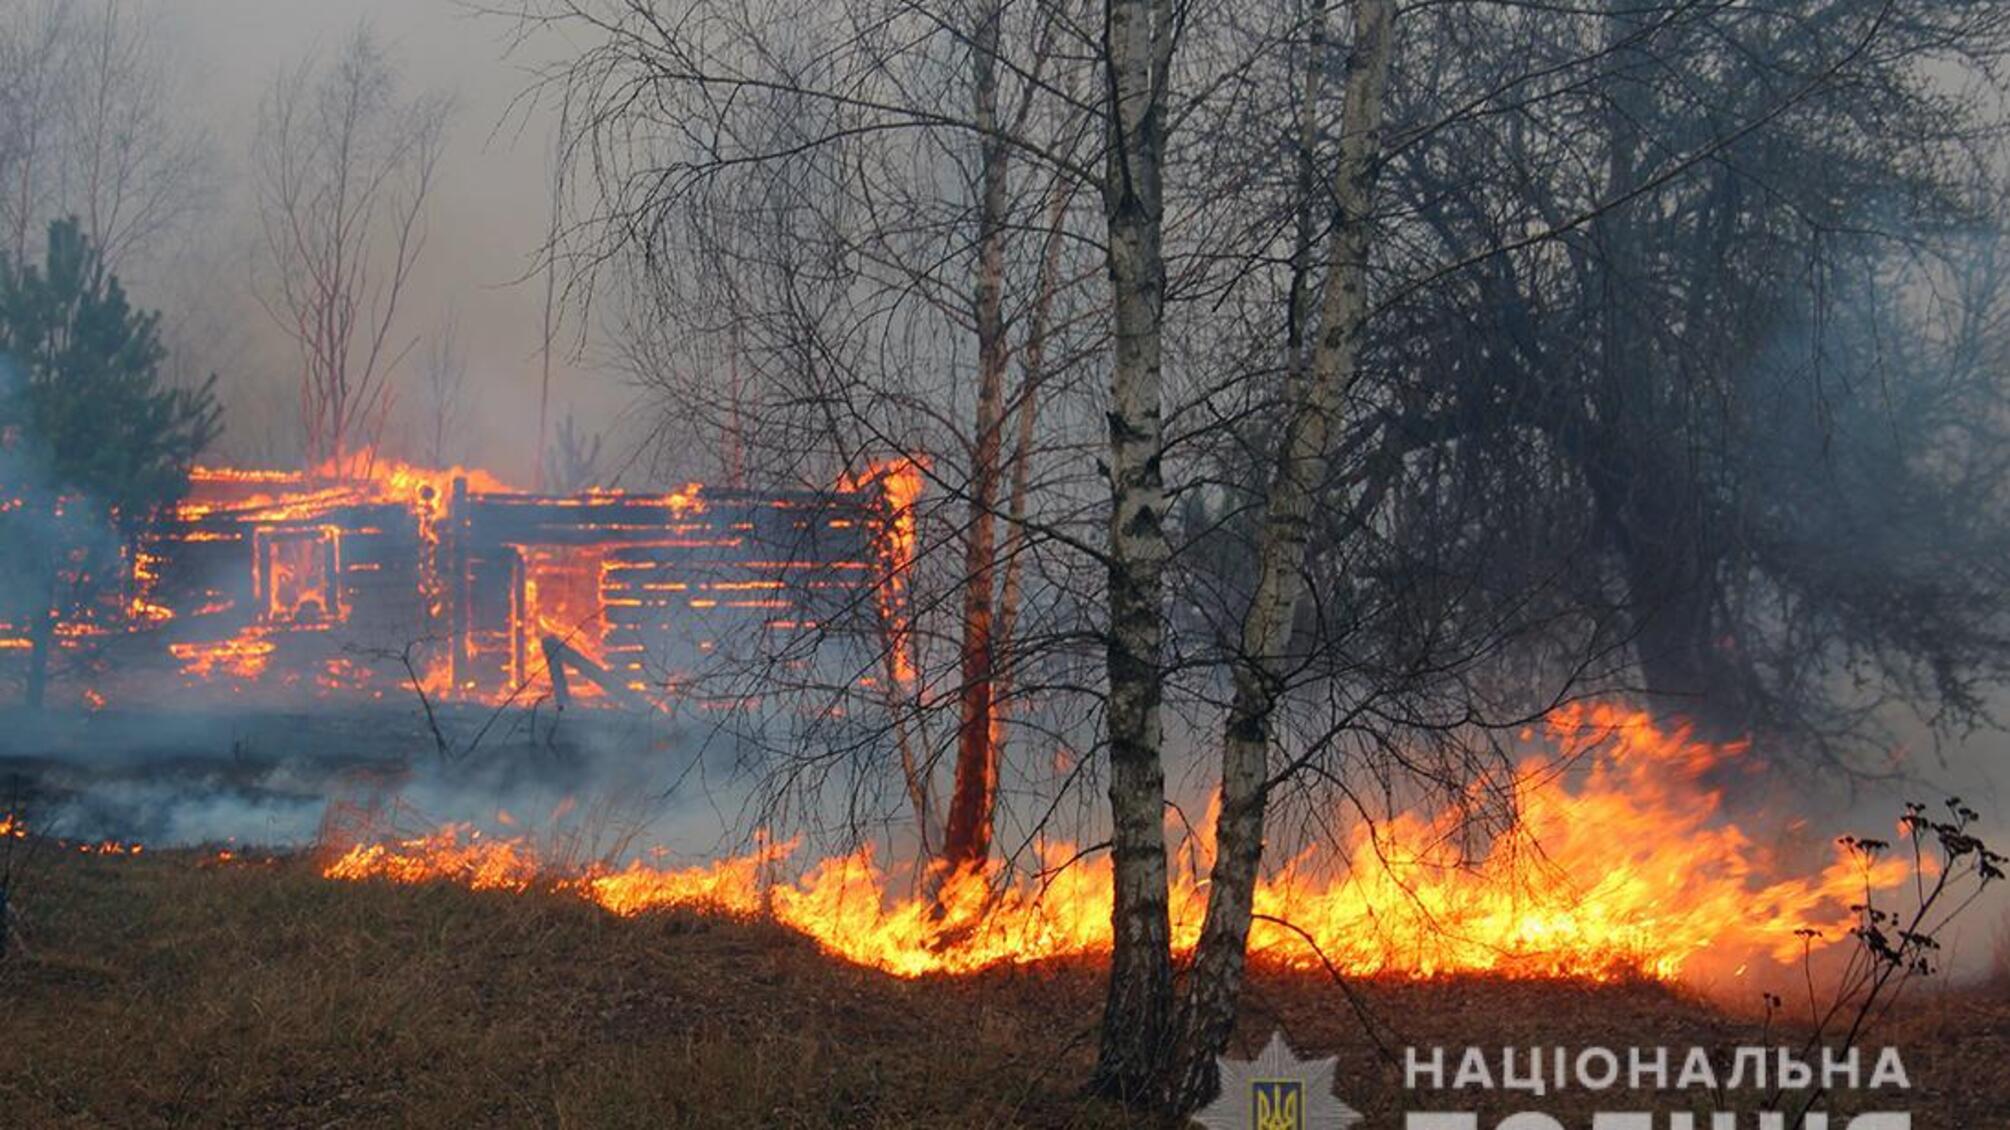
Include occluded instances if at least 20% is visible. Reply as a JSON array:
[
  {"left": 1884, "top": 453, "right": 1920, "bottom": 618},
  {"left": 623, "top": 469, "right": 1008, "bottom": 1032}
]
[{"left": 2, "top": 847, "right": 2006, "bottom": 1128}]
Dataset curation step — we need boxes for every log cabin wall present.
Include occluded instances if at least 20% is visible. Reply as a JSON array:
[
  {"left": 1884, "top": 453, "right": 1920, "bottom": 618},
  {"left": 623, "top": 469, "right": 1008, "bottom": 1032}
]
[{"left": 82, "top": 470, "right": 901, "bottom": 709}]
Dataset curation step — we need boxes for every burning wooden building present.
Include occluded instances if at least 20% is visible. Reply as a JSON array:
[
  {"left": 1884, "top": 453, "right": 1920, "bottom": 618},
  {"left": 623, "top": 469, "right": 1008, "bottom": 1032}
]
[{"left": 6, "top": 460, "right": 918, "bottom": 711}]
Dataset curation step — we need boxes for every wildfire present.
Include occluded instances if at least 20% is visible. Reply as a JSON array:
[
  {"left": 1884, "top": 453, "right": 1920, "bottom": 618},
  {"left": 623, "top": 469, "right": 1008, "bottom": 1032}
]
[
  {"left": 0, "top": 813, "right": 142, "bottom": 856},
  {"left": 321, "top": 703, "right": 1908, "bottom": 982}
]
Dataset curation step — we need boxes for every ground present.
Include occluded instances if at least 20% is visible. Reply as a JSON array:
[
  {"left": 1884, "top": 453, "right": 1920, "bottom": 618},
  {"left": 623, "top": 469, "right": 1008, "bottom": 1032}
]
[{"left": 1, "top": 849, "right": 2006, "bottom": 1128}]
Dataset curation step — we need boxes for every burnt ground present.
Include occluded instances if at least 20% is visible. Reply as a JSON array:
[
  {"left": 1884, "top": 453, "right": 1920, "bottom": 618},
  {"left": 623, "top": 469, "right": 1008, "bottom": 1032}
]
[{"left": 0, "top": 847, "right": 2005, "bottom": 1128}]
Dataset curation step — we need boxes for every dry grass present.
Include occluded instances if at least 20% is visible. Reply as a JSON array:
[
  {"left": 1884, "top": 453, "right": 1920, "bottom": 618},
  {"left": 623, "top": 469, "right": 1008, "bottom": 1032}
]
[
  {"left": 3, "top": 849, "right": 2007, "bottom": 1128},
  {"left": 0, "top": 850, "right": 1136, "bottom": 1128}
]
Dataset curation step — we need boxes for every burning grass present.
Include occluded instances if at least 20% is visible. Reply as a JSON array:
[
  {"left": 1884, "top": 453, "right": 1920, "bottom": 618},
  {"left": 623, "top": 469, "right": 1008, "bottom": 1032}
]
[
  {"left": 316, "top": 704, "right": 1915, "bottom": 984},
  {"left": 1, "top": 846, "right": 2006, "bottom": 1127},
  {"left": 2, "top": 704, "right": 2002, "bottom": 1124}
]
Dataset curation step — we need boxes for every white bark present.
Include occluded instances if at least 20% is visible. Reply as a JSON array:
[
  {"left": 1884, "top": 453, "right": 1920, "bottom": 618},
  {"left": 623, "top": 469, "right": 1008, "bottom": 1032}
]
[
  {"left": 1171, "top": 0, "right": 1394, "bottom": 1112},
  {"left": 1091, "top": 0, "right": 1179, "bottom": 1099}
]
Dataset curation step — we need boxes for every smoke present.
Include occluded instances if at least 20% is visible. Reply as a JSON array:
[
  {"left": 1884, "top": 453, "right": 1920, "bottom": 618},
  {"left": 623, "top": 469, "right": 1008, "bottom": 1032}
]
[
  {"left": 1, "top": 704, "right": 768, "bottom": 861},
  {"left": 96, "top": 1, "right": 637, "bottom": 485},
  {"left": 0, "top": 356, "right": 126, "bottom": 702}
]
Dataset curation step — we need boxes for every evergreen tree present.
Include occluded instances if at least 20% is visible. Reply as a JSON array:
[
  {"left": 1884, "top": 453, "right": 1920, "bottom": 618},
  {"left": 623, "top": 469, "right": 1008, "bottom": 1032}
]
[{"left": 0, "top": 218, "right": 220, "bottom": 708}]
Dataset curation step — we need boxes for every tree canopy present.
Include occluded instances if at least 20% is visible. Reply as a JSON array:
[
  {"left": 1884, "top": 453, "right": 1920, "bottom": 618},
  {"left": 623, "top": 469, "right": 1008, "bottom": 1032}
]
[{"left": 0, "top": 216, "right": 220, "bottom": 705}]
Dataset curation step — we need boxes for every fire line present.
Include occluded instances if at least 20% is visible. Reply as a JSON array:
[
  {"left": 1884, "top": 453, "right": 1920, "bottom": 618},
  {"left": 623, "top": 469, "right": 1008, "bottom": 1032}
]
[{"left": 319, "top": 704, "right": 1910, "bottom": 983}]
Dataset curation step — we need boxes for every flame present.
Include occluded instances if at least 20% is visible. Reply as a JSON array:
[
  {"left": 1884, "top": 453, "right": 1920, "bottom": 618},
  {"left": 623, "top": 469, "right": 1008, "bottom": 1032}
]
[
  {"left": 518, "top": 546, "right": 612, "bottom": 696},
  {"left": 0, "top": 813, "right": 142, "bottom": 855},
  {"left": 177, "top": 458, "right": 515, "bottom": 529},
  {"left": 840, "top": 458, "right": 924, "bottom": 685},
  {"left": 323, "top": 455, "right": 515, "bottom": 501},
  {"left": 171, "top": 627, "right": 276, "bottom": 680},
  {"left": 127, "top": 548, "right": 174, "bottom": 624},
  {"left": 321, "top": 703, "right": 1908, "bottom": 982},
  {"left": 17, "top": 451, "right": 913, "bottom": 710}
]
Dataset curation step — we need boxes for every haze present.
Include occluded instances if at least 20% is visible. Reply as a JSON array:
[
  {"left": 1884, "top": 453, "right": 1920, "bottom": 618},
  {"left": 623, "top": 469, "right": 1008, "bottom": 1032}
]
[{"left": 141, "top": 0, "right": 629, "bottom": 484}]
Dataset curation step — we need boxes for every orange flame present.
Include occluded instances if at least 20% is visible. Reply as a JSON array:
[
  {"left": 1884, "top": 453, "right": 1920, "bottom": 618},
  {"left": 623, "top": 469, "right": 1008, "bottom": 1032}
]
[
  {"left": 320, "top": 703, "right": 1908, "bottom": 982},
  {"left": 0, "top": 814, "right": 142, "bottom": 856},
  {"left": 182, "top": 457, "right": 515, "bottom": 524},
  {"left": 840, "top": 458, "right": 924, "bottom": 685},
  {"left": 171, "top": 627, "right": 276, "bottom": 681}
]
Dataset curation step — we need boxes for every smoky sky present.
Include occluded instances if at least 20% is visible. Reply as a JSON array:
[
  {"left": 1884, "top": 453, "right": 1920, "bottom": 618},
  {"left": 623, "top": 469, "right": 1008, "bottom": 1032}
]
[{"left": 130, "top": 0, "right": 633, "bottom": 484}]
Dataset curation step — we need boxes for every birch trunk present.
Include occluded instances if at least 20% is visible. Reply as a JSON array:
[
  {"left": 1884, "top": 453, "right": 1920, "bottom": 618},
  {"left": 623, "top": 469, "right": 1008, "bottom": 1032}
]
[
  {"left": 1090, "top": 0, "right": 1178, "bottom": 1099},
  {"left": 940, "top": 0, "right": 1012, "bottom": 874},
  {"left": 1168, "top": 0, "right": 1393, "bottom": 1112}
]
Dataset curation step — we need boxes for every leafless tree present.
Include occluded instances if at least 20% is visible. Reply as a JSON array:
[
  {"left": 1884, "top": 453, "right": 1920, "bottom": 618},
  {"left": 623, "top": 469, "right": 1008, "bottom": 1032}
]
[
  {"left": 417, "top": 313, "right": 469, "bottom": 468},
  {"left": 494, "top": 0, "right": 2010, "bottom": 1117},
  {"left": 0, "top": 0, "right": 209, "bottom": 272},
  {"left": 59, "top": 1, "right": 210, "bottom": 270},
  {"left": 1165, "top": 0, "right": 1392, "bottom": 1106},
  {"left": 252, "top": 24, "right": 450, "bottom": 476},
  {"left": 496, "top": 0, "right": 1123, "bottom": 883},
  {"left": 544, "top": 409, "right": 605, "bottom": 492},
  {"left": 0, "top": 0, "right": 74, "bottom": 265},
  {"left": 1089, "top": 0, "right": 1178, "bottom": 1097}
]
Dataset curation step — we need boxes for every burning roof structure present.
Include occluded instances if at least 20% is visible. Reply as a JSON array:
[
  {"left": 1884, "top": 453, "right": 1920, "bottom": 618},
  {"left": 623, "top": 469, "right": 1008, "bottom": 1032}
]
[{"left": 4, "top": 459, "right": 920, "bottom": 711}]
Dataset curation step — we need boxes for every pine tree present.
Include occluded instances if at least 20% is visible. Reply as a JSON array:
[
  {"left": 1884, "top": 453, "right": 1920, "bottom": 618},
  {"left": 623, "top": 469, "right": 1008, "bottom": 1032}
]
[{"left": 0, "top": 218, "right": 220, "bottom": 708}]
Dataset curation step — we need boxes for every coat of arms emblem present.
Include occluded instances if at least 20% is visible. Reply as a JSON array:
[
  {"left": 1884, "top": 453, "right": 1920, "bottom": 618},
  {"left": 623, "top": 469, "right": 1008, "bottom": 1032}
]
[{"left": 1192, "top": 1031, "right": 1362, "bottom": 1130}]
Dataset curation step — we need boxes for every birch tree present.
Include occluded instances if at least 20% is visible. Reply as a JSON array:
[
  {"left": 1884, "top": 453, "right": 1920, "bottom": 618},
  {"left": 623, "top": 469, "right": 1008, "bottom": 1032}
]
[
  {"left": 252, "top": 25, "right": 449, "bottom": 476},
  {"left": 1088, "top": 0, "right": 1178, "bottom": 1098},
  {"left": 1167, "top": 0, "right": 1392, "bottom": 1109}
]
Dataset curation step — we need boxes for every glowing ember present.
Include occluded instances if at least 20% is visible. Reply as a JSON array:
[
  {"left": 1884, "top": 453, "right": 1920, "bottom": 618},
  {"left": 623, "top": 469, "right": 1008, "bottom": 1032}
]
[
  {"left": 127, "top": 548, "right": 174, "bottom": 624},
  {"left": 171, "top": 628, "right": 276, "bottom": 680},
  {"left": 321, "top": 703, "right": 1907, "bottom": 981},
  {"left": 840, "top": 458, "right": 924, "bottom": 684}
]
